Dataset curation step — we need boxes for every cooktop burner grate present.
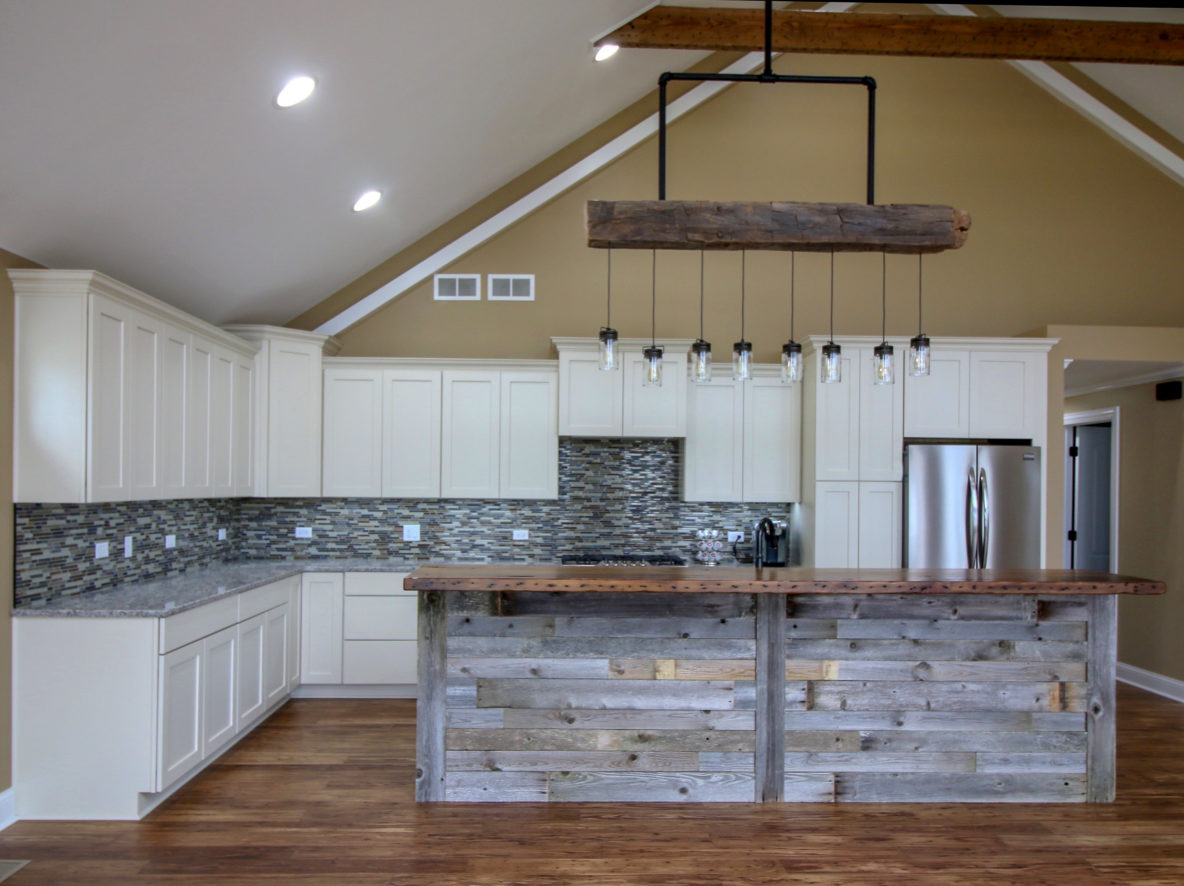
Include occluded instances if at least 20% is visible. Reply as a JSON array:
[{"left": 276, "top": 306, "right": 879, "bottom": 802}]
[{"left": 560, "top": 554, "right": 686, "bottom": 567}]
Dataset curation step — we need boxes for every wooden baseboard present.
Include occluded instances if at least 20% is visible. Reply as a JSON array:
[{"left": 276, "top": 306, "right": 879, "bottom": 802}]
[{"left": 1117, "top": 662, "right": 1184, "bottom": 704}]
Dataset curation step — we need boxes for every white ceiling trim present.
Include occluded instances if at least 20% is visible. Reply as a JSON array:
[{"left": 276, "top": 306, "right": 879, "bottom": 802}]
[
  {"left": 315, "top": 2, "right": 858, "bottom": 336},
  {"left": 1065, "top": 364, "right": 1184, "bottom": 399},
  {"left": 932, "top": 4, "right": 1184, "bottom": 187}
]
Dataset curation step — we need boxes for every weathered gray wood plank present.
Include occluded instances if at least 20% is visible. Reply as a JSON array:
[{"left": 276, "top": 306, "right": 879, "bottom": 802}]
[
  {"left": 446, "top": 615, "right": 555, "bottom": 637},
  {"left": 784, "top": 639, "right": 1084, "bottom": 662},
  {"left": 548, "top": 771, "right": 755, "bottom": 802},
  {"left": 1038, "top": 598, "right": 1091, "bottom": 621},
  {"left": 448, "top": 635, "right": 756, "bottom": 659},
  {"left": 836, "top": 773, "right": 1087, "bottom": 802},
  {"left": 700, "top": 752, "right": 754, "bottom": 771},
  {"left": 860, "top": 730, "right": 1086, "bottom": 753},
  {"left": 785, "top": 710, "right": 1085, "bottom": 731},
  {"left": 785, "top": 772, "right": 836, "bottom": 801},
  {"left": 444, "top": 771, "right": 548, "bottom": 802},
  {"left": 785, "top": 752, "right": 975, "bottom": 773},
  {"left": 555, "top": 616, "right": 757, "bottom": 639},
  {"left": 789, "top": 595, "right": 1038, "bottom": 621},
  {"left": 477, "top": 678, "right": 738, "bottom": 711},
  {"left": 755, "top": 593, "right": 786, "bottom": 802},
  {"left": 501, "top": 592, "right": 755, "bottom": 618},
  {"left": 836, "top": 619, "right": 1086, "bottom": 641},
  {"left": 447, "top": 750, "right": 700, "bottom": 772},
  {"left": 445, "top": 708, "right": 505, "bottom": 729},
  {"left": 832, "top": 660, "right": 1086, "bottom": 682},
  {"left": 503, "top": 708, "right": 756, "bottom": 731},
  {"left": 976, "top": 752, "right": 1087, "bottom": 773},
  {"left": 415, "top": 590, "right": 448, "bottom": 802},
  {"left": 445, "top": 728, "right": 756, "bottom": 753},
  {"left": 808, "top": 681, "right": 1087, "bottom": 713},
  {"left": 447, "top": 657, "right": 611, "bottom": 679},
  {"left": 444, "top": 680, "right": 477, "bottom": 708},
  {"left": 1087, "top": 595, "right": 1118, "bottom": 802}
]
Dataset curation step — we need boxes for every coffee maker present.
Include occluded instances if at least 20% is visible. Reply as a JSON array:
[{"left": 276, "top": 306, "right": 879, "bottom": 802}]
[{"left": 752, "top": 517, "right": 789, "bottom": 568}]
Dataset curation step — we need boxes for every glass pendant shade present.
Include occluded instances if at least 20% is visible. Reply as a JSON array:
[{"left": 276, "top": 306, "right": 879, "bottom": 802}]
[
  {"left": 781, "top": 341, "right": 802, "bottom": 384},
  {"left": 873, "top": 342, "right": 895, "bottom": 386},
  {"left": 732, "top": 340, "right": 753, "bottom": 382},
  {"left": 821, "top": 342, "right": 842, "bottom": 384},
  {"left": 598, "top": 327, "right": 619, "bottom": 371},
  {"left": 643, "top": 345, "right": 664, "bottom": 386},
  {"left": 909, "top": 334, "right": 931, "bottom": 377},
  {"left": 690, "top": 339, "right": 712, "bottom": 383}
]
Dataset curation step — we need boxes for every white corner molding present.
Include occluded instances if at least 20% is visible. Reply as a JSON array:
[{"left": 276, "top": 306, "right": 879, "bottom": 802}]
[
  {"left": 1118, "top": 662, "right": 1184, "bottom": 705},
  {"left": 0, "top": 788, "right": 15, "bottom": 831}
]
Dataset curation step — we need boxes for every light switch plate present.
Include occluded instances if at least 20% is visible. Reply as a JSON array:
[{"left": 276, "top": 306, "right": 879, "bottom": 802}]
[
  {"left": 165, "top": 534, "right": 176, "bottom": 549},
  {"left": 123, "top": 536, "right": 133, "bottom": 558},
  {"left": 403, "top": 524, "right": 421, "bottom": 542},
  {"left": 294, "top": 527, "right": 312, "bottom": 539},
  {"left": 512, "top": 529, "right": 529, "bottom": 541},
  {"left": 218, "top": 528, "right": 227, "bottom": 541},
  {"left": 95, "top": 541, "right": 109, "bottom": 559}
]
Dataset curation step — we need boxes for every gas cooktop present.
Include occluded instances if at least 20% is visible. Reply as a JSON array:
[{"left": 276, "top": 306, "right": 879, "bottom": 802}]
[{"left": 560, "top": 554, "right": 686, "bottom": 567}]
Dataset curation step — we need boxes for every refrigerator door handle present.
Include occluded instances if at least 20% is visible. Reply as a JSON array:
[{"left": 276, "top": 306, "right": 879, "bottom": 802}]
[
  {"left": 979, "top": 467, "right": 990, "bottom": 567},
  {"left": 966, "top": 467, "right": 980, "bottom": 568}
]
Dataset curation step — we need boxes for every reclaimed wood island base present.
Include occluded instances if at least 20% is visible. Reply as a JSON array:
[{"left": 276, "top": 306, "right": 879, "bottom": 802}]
[{"left": 404, "top": 567, "right": 1164, "bottom": 804}]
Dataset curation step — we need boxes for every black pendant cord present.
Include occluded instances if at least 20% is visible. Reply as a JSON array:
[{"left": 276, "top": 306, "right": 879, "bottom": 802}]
[
  {"left": 699, "top": 249, "right": 706, "bottom": 341},
  {"left": 606, "top": 246, "right": 612, "bottom": 329},
  {"left": 917, "top": 253, "right": 923, "bottom": 335},
  {"left": 741, "top": 251, "right": 747, "bottom": 341},
  {"left": 881, "top": 252, "right": 887, "bottom": 345},
  {"left": 789, "top": 252, "right": 795, "bottom": 341},
  {"left": 651, "top": 249, "right": 657, "bottom": 348},
  {"left": 828, "top": 251, "right": 835, "bottom": 344}
]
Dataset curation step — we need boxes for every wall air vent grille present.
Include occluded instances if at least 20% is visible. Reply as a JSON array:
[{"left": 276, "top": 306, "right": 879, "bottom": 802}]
[
  {"left": 488, "top": 274, "right": 535, "bottom": 301},
  {"left": 434, "top": 274, "right": 480, "bottom": 301}
]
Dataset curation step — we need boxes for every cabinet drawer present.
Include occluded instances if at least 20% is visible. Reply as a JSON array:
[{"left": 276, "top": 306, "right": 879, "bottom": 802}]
[
  {"left": 343, "top": 640, "right": 417, "bottom": 684},
  {"left": 238, "top": 578, "right": 292, "bottom": 621},
  {"left": 159, "top": 595, "right": 238, "bottom": 654},
  {"left": 344, "top": 572, "right": 412, "bottom": 596},
  {"left": 343, "top": 595, "right": 417, "bottom": 640}
]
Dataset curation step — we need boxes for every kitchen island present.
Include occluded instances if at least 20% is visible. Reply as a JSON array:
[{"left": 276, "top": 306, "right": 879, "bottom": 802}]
[{"left": 405, "top": 565, "right": 1163, "bottom": 804}]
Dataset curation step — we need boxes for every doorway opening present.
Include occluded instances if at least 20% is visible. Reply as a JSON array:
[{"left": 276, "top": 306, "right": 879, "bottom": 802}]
[{"left": 1063, "top": 408, "right": 1120, "bottom": 572}]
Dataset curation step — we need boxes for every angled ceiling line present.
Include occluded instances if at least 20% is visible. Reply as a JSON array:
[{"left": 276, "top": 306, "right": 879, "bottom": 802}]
[{"left": 315, "top": 3, "right": 857, "bottom": 337}]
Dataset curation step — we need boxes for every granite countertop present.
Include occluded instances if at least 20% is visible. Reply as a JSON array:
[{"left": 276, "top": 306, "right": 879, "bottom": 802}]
[{"left": 12, "top": 558, "right": 435, "bottom": 618}]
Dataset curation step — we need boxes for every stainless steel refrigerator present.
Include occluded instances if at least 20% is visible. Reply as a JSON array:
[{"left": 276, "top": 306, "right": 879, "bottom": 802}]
[{"left": 903, "top": 443, "right": 1042, "bottom": 569}]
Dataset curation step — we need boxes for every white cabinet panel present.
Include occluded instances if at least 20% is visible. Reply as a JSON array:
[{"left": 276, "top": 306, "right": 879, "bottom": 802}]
[
  {"left": 236, "top": 612, "right": 266, "bottom": 730},
  {"left": 622, "top": 351, "right": 687, "bottom": 437},
  {"left": 683, "top": 379, "right": 744, "bottom": 502},
  {"left": 904, "top": 349, "right": 971, "bottom": 438},
  {"left": 969, "top": 351, "right": 1045, "bottom": 441},
  {"left": 344, "top": 595, "right": 417, "bottom": 641},
  {"left": 232, "top": 355, "right": 255, "bottom": 496},
  {"left": 88, "top": 294, "right": 130, "bottom": 501},
  {"left": 267, "top": 342, "right": 323, "bottom": 496},
  {"left": 300, "top": 573, "right": 343, "bottom": 684},
  {"left": 345, "top": 572, "right": 412, "bottom": 596},
  {"left": 814, "top": 481, "right": 859, "bottom": 568},
  {"left": 383, "top": 370, "right": 441, "bottom": 497},
  {"left": 859, "top": 348, "right": 904, "bottom": 482},
  {"left": 201, "top": 625, "right": 238, "bottom": 759},
  {"left": 263, "top": 604, "right": 289, "bottom": 707},
  {"left": 441, "top": 370, "right": 500, "bottom": 499},
  {"left": 323, "top": 368, "right": 384, "bottom": 497},
  {"left": 128, "top": 312, "right": 161, "bottom": 500},
  {"left": 287, "top": 577, "right": 301, "bottom": 691},
  {"left": 858, "top": 481, "right": 902, "bottom": 568},
  {"left": 343, "top": 640, "right": 418, "bottom": 685},
  {"left": 186, "top": 339, "right": 214, "bottom": 498},
  {"left": 210, "top": 348, "right": 235, "bottom": 497},
  {"left": 744, "top": 376, "right": 801, "bottom": 503},
  {"left": 558, "top": 349, "right": 622, "bottom": 436},
  {"left": 500, "top": 371, "right": 558, "bottom": 499},
  {"left": 159, "top": 325, "right": 189, "bottom": 498},
  {"left": 158, "top": 639, "right": 203, "bottom": 790},
  {"left": 813, "top": 350, "right": 860, "bottom": 482}
]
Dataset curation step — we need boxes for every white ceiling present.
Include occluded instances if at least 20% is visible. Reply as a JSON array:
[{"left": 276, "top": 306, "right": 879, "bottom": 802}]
[{"left": 1, "top": 3, "right": 1181, "bottom": 327}]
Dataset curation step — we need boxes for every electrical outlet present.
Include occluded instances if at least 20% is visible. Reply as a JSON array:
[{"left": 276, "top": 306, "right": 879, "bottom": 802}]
[
  {"left": 727, "top": 531, "right": 745, "bottom": 544},
  {"left": 217, "top": 528, "right": 227, "bottom": 541},
  {"left": 512, "top": 529, "right": 529, "bottom": 541},
  {"left": 403, "top": 524, "right": 421, "bottom": 542},
  {"left": 123, "top": 536, "right": 133, "bottom": 558},
  {"left": 95, "top": 541, "right": 109, "bottom": 559},
  {"left": 165, "top": 534, "right": 176, "bottom": 549},
  {"left": 294, "top": 527, "right": 312, "bottom": 539}
]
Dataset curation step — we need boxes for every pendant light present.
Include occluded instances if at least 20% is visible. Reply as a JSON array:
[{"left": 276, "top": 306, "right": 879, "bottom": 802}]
[
  {"left": 909, "top": 253, "right": 931, "bottom": 377},
  {"left": 643, "top": 249, "right": 664, "bottom": 386},
  {"left": 873, "top": 252, "right": 894, "bottom": 386},
  {"left": 821, "top": 251, "right": 841, "bottom": 384},
  {"left": 690, "top": 249, "right": 712, "bottom": 383},
  {"left": 598, "top": 246, "right": 619, "bottom": 371},
  {"left": 780, "top": 252, "right": 802, "bottom": 384},
  {"left": 732, "top": 251, "right": 753, "bottom": 382}
]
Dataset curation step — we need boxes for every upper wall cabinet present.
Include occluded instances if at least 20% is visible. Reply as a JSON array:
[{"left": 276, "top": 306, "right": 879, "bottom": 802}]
[
  {"left": 553, "top": 338, "right": 692, "bottom": 438},
  {"left": 10, "top": 270, "right": 259, "bottom": 503},
  {"left": 223, "top": 326, "right": 341, "bottom": 499}
]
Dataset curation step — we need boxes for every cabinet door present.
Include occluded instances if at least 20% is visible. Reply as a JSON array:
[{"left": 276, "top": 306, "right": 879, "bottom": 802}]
[
  {"left": 186, "top": 338, "right": 214, "bottom": 498},
  {"left": 266, "top": 340, "right": 323, "bottom": 497},
  {"left": 500, "top": 371, "right": 558, "bottom": 499},
  {"left": 159, "top": 325, "right": 190, "bottom": 498},
  {"left": 201, "top": 624, "right": 238, "bottom": 759},
  {"left": 236, "top": 612, "right": 266, "bottom": 730},
  {"left": 969, "top": 351, "right": 1045, "bottom": 441},
  {"left": 558, "top": 349, "right": 622, "bottom": 436},
  {"left": 300, "top": 573, "right": 343, "bottom": 684},
  {"left": 157, "top": 639, "right": 203, "bottom": 789},
  {"left": 683, "top": 378, "right": 744, "bottom": 502},
  {"left": 859, "top": 347, "right": 904, "bottom": 482},
  {"left": 744, "top": 376, "right": 801, "bottom": 503},
  {"left": 813, "top": 481, "right": 859, "bottom": 567},
  {"left": 287, "top": 576, "right": 301, "bottom": 691},
  {"left": 858, "top": 481, "right": 902, "bottom": 568},
  {"left": 813, "top": 350, "right": 860, "bottom": 482},
  {"left": 441, "top": 370, "right": 500, "bottom": 499},
  {"left": 127, "top": 310, "right": 161, "bottom": 500},
  {"left": 904, "top": 349, "right": 970, "bottom": 438},
  {"left": 232, "top": 354, "right": 255, "bottom": 496},
  {"left": 622, "top": 350, "right": 687, "bottom": 437},
  {"left": 343, "top": 640, "right": 417, "bottom": 685},
  {"left": 87, "top": 294, "right": 131, "bottom": 501},
  {"left": 382, "top": 370, "right": 441, "bottom": 497},
  {"left": 210, "top": 347, "right": 235, "bottom": 497},
  {"left": 344, "top": 595, "right": 417, "bottom": 641},
  {"left": 263, "top": 604, "right": 289, "bottom": 707},
  {"left": 323, "top": 368, "right": 384, "bottom": 497}
]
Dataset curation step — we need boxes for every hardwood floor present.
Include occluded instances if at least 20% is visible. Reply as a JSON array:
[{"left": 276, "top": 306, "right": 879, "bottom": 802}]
[{"left": 2, "top": 683, "right": 1183, "bottom": 885}]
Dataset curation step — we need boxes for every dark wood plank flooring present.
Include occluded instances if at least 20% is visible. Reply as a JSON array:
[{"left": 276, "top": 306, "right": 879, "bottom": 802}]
[{"left": 2, "top": 683, "right": 1183, "bottom": 884}]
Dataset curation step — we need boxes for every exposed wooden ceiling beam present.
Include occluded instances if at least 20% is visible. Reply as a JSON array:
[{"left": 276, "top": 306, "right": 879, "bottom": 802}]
[{"left": 599, "top": 7, "right": 1184, "bottom": 65}]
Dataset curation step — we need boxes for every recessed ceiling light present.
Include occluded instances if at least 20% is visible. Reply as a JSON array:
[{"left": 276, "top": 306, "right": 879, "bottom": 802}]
[
  {"left": 276, "top": 75, "right": 316, "bottom": 108},
  {"left": 594, "top": 43, "right": 619, "bottom": 62},
  {"left": 353, "top": 190, "right": 382, "bottom": 212}
]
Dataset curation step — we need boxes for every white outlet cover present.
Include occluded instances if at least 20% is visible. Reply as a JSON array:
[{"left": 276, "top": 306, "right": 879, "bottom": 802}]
[
  {"left": 727, "top": 531, "right": 745, "bottom": 543},
  {"left": 218, "top": 528, "right": 227, "bottom": 541},
  {"left": 294, "top": 527, "right": 312, "bottom": 539},
  {"left": 165, "top": 534, "right": 176, "bottom": 549},
  {"left": 512, "top": 529, "right": 529, "bottom": 541},
  {"left": 124, "top": 536, "right": 133, "bottom": 558},
  {"left": 95, "top": 541, "right": 109, "bottom": 559},
  {"left": 403, "top": 524, "right": 420, "bottom": 542}
]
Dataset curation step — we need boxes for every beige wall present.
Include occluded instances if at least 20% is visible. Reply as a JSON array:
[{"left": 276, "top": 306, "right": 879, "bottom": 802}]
[
  {"left": 0, "top": 248, "right": 41, "bottom": 792},
  {"left": 1065, "top": 380, "right": 1184, "bottom": 681}
]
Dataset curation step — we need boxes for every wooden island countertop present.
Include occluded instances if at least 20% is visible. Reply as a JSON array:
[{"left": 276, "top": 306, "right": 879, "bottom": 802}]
[{"left": 403, "top": 564, "right": 1165, "bottom": 596}]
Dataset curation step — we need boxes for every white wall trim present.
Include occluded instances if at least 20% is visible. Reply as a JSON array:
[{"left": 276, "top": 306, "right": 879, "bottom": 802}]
[
  {"left": 0, "top": 788, "right": 15, "bottom": 831},
  {"left": 1118, "top": 662, "right": 1184, "bottom": 705},
  {"left": 1064, "top": 406, "right": 1120, "bottom": 574},
  {"left": 1065, "top": 364, "right": 1184, "bottom": 399},
  {"left": 292, "top": 685, "right": 416, "bottom": 699}
]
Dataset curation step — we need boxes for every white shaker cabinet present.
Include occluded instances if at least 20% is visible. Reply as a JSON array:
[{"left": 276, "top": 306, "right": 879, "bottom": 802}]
[
  {"left": 557, "top": 345, "right": 622, "bottom": 436},
  {"left": 300, "top": 572, "right": 344, "bottom": 685},
  {"left": 857, "top": 481, "right": 902, "bottom": 568},
  {"left": 87, "top": 293, "right": 133, "bottom": 501},
  {"left": 441, "top": 370, "right": 501, "bottom": 498},
  {"left": 811, "top": 481, "right": 860, "bottom": 568},
  {"left": 743, "top": 374, "right": 801, "bottom": 503},
  {"left": 201, "top": 625, "right": 238, "bottom": 760},
  {"left": 384, "top": 369, "right": 443, "bottom": 498},
  {"left": 157, "top": 638, "right": 204, "bottom": 789},
  {"left": 622, "top": 349, "right": 688, "bottom": 437},
  {"left": 683, "top": 377, "right": 745, "bottom": 502},
  {"left": 323, "top": 367, "right": 385, "bottom": 497},
  {"left": 158, "top": 324, "right": 191, "bottom": 499},
  {"left": 969, "top": 350, "right": 1047, "bottom": 440},
  {"left": 500, "top": 371, "right": 559, "bottom": 499},
  {"left": 903, "top": 347, "right": 971, "bottom": 438}
]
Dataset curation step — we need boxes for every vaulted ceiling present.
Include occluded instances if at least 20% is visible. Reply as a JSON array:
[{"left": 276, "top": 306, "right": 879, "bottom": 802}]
[{"left": 1, "top": 2, "right": 1181, "bottom": 327}]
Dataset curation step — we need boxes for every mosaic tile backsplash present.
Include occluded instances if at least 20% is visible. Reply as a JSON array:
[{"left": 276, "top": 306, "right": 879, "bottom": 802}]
[{"left": 15, "top": 439, "right": 797, "bottom": 607}]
